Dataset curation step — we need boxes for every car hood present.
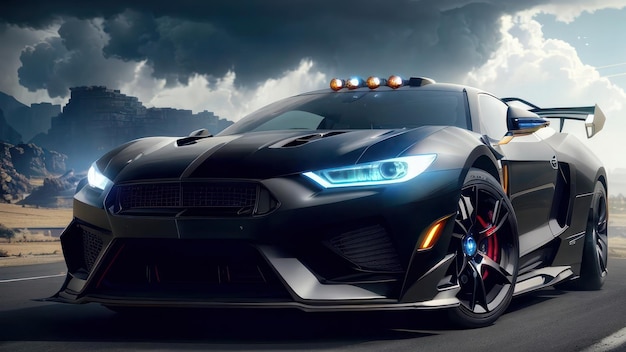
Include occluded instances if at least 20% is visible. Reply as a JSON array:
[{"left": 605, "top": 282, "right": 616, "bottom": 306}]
[{"left": 103, "top": 127, "right": 445, "bottom": 182}]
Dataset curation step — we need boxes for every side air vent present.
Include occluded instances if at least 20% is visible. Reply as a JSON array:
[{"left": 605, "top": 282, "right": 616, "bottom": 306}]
[
  {"left": 277, "top": 131, "right": 347, "bottom": 148},
  {"left": 551, "top": 162, "right": 572, "bottom": 228}
]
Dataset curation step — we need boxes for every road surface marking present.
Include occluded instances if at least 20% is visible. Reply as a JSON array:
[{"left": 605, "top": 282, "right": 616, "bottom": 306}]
[
  {"left": 581, "top": 327, "right": 626, "bottom": 352},
  {"left": 0, "top": 273, "right": 65, "bottom": 283}
]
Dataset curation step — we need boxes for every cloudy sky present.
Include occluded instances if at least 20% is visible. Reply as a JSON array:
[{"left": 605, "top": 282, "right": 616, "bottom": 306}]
[{"left": 1, "top": 1, "right": 625, "bottom": 182}]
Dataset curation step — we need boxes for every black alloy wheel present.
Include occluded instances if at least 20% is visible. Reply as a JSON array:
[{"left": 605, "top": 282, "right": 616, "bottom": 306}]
[{"left": 447, "top": 169, "right": 519, "bottom": 328}]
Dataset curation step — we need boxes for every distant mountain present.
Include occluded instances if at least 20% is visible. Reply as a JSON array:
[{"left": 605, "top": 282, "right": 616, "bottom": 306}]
[
  {"left": 0, "top": 92, "right": 28, "bottom": 144},
  {"left": 0, "top": 142, "right": 32, "bottom": 203},
  {"left": 0, "top": 91, "right": 28, "bottom": 117},
  {"left": 0, "top": 91, "right": 60, "bottom": 142},
  {"left": 0, "top": 109, "right": 22, "bottom": 144},
  {"left": 0, "top": 87, "right": 232, "bottom": 171},
  {"left": 0, "top": 141, "right": 68, "bottom": 204},
  {"left": 32, "top": 86, "right": 233, "bottom": 170}
]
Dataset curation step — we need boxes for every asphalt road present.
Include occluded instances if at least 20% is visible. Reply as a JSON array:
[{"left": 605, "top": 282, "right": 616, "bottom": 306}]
[{"left": 1, "top": 259, "right": 625, "bottom": 352}]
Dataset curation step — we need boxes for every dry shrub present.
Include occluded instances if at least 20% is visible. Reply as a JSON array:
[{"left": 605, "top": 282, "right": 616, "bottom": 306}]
[{"left": 0, "top": 223, "right": 15, "bottom": 240}]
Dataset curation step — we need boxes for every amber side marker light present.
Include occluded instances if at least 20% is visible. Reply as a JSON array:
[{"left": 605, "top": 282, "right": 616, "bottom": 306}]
[
  {"left": 502, "top": 164, "right": 509, "bottom": 195},
  {"left": 418, "top": 216, "right": 450, "bottom": 251}
]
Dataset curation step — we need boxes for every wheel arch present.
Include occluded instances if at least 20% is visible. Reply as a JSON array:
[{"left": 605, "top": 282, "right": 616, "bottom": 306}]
[
  {"left": 470, "top": 154, "right": 500, "bottom": 184},
  {"left": 401, "top": 126, "right": 503, "bottom": 195},
  {"left": 597, "top": 168, "right": 608, "bottom": 193},
  {"left": 457, "top": 144, "right": 502, "bottom": 190}
]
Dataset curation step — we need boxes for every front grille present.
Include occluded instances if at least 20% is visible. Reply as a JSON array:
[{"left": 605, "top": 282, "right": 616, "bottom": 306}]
[
  {"left": 111, "top": 181, "right": 278, "bottom": 216},
  {"left": 327, "top": 225, "right": 403, "bottom": 273},
  {"left": 119, "top": 183, "right": 181, "bottom": 208},
  {"left": 181, "top": 183, "right": 257, "bottom": 208}
]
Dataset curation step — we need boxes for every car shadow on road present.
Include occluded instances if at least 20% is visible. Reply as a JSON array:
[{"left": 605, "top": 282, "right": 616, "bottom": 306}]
[
  {"left": 506, "top": 287, "right": 567, "bottom": 314},
  {"left": 0, "top": 303, "right": 445, "bottom": 346},
  {"left": 0, "top": 288, "right": 570, "bottom": 347}
]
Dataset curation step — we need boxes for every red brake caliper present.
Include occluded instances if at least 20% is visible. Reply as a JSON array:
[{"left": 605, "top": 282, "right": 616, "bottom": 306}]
[{"left": 477, "top": 212, "right": 499, "bottom": 280}]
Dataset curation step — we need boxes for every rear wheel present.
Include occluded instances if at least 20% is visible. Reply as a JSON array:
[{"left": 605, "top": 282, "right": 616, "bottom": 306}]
[
  {"left": 447, "top": 169, "right": 519, "bottom": 328},
  {"left": 565, "top": 181, "right": 608, "bottom": 290}
]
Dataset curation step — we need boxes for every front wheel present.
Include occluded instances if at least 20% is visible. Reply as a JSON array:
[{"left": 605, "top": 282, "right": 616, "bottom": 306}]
[{"left": 447, "top": 169, "right": 519, "bottom": 328}]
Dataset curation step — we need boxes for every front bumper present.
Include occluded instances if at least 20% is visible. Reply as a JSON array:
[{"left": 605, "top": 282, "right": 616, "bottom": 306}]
[{"left": 53, "top": 170, "right": 464, "bottom": 311}]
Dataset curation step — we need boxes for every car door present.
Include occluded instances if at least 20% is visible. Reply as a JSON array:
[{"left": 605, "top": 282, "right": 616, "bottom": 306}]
[
  {"left": 477, "top": 94, "right": 558, "bottom": 257},
  {"left": 498, "top": 136, "right": 558, "bottom": 256}
]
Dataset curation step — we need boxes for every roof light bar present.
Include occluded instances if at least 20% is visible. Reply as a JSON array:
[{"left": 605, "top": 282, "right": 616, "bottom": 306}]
[
  {"left": 366, "top": 76, "right": 385, "bottom": 89},
  {"left": 329, "top": 75, "right": 435, "bottom": 91},
  {"left": 408, "top": 77, "right": 436, "bottom": 87},
  {"left": 386, "top": 75, "right": 404, "bottom": 89},
  {"left": 330, "top": 78, "right": 344, "bottom": 91},
  {"left": 346, "top": 77, "right": 364, "bottom": 90}
]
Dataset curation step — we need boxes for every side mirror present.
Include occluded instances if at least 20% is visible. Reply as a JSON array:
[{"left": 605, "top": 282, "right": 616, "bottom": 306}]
[
  {"left": 585, "top": 104, "right": 606, "bottom": 138},
  {"left": 499, "top": 106, "right": 550, "bottom": 145}
]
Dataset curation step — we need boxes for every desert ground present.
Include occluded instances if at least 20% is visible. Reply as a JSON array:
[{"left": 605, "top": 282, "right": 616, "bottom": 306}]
[
  {"left": 0, "top": 202, "right": 72, "bottom": 228},
  {"left": 0, "top": 203, "right": 70, "bottom": 267}
]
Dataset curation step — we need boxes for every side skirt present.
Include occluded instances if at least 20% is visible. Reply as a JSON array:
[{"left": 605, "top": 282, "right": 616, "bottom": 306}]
[{"left": 513, "top": 266, "right": 574, "bottom": 296}]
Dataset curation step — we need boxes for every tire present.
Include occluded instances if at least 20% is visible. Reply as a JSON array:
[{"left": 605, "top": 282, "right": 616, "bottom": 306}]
[
  {"left": 565, "top": 181, "right": 608, "bottom": 290},
  {"left": 447, "top": 169, "right": 519, "bottom": 328}
]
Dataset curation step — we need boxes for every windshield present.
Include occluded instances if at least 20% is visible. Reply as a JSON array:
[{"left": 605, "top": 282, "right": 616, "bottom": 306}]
[{"left": 219, "top": 89, "right": 470, "bottom": 135}]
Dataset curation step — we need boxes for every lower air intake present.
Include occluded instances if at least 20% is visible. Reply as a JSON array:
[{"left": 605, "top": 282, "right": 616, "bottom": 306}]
[
  {"left": 91, "top": 239, "right": 290, "bottom": 300},
  {"left": 82, "top": 229, "right": 104, "bottom": 272},
  {"left": 328, "top": 225, "right": 403, "bottom": 273}
]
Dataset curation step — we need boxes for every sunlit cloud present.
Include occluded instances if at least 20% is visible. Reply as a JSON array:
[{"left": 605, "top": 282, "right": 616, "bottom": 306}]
[
  {"left": 464, "top": 13, "right": 626, "bottom": 180},
  {"left": 528, "top": 0, "right": 626, "bottom": 22},
  {"left": 122, "top": 59, "right": 327, "bottom": 121}
]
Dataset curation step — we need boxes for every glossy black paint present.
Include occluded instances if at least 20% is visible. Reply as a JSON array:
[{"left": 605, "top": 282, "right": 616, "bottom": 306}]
[{"left": 52, "top": 81, "right": 607, "bottom": 319}]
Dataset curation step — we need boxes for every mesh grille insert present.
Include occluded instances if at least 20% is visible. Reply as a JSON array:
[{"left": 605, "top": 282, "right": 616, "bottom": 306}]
[
  {"left": 82, "top": 229, "right": 104, "bottom": 272},
  {"left": 328, "top": 225, "right": 403, "bottom": 273},
  {"left": 181, "top": 183, "right": 257, "bottom": 208},
  {"left": 119, "top": 183, "right": 181, "bottom": 208},
  {"left": 112, "top": 181, "right": 274, "bottom": 216}
]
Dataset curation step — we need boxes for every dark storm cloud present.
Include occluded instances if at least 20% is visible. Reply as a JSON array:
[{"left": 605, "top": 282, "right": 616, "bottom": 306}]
[
  {"left": 2, "top": 0, "right": 550, "bottom": 97},
  {"left": 17, "top": 18, "right": 136, "bottom": 98}
]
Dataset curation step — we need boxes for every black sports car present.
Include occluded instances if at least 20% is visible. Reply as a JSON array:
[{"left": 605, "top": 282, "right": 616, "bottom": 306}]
[{"left": 52, "top": 75, "right": 608, "bottom": 327}]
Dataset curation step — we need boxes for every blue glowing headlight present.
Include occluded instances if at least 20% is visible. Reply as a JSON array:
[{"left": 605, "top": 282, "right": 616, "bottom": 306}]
[
  {"left": 303, "top": 154, "right": 436, "bottom": 188},
  {"left": 87, "top": 163, "right": 112, "bottom": 190}
]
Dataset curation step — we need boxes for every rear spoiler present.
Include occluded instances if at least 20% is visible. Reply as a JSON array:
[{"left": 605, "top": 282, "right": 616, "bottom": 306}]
[{"left": 502, "top": 97, "right": 606, "bottom": 138}]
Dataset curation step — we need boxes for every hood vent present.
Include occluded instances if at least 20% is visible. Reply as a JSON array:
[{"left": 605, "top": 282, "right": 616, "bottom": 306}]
[
  {"left": 278, "top": 131, "right": 347, "bottom": 148},
  {"left": 176, "top": 128, "right": 213, "bottom": 146}
]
